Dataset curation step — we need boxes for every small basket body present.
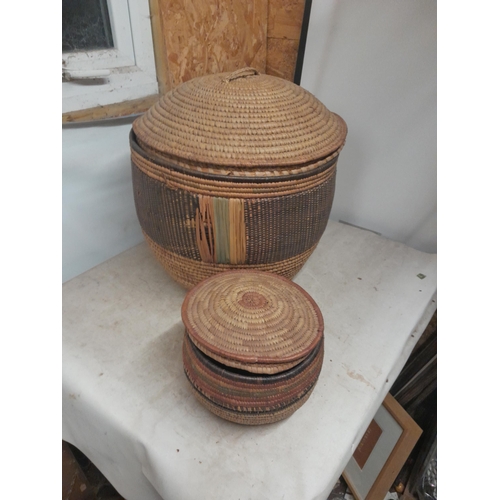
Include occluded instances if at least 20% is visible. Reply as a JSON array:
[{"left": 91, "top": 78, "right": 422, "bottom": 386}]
[
  {"left": 183, "top": 334, "right": 324, "bottom": 425},
  {"left": 181, "top": 270, "right": 325, "bottom": 425},
  {"left": 131, "top": 68, "right": 347, "bottom": 289}
]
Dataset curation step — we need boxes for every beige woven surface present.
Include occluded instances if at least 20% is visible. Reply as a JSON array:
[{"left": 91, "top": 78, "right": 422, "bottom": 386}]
[
  {"left": 133, "top": 68, "right": 347, "bottom": 168},
  {"left": 188, "top": 379, "right": 317, "bottom": 425},
  {"left": 181, "top": 270, "right": 324, "bottom": 365},
  {"left": 144, "top": 232, "right": 318, "bottom": 289},
  {"left": 132, "top": 140, "right": 342, "bottom": 179},
  {"left": 131, "top": 147, "right": 338, "bottom": 197}
]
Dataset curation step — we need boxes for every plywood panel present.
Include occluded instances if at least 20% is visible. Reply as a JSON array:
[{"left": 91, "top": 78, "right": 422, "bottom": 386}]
[
  {"left": 265, "top": 38, "right": 299, "bottom": 81},
  {"left": 268, "top": 0, "right": 305, "bottom": 40},
  {"left": 158, "top": 0, "right": 268, "bottom": 88},
  {"left": 149, "top": 0, "right": 171, "bottom": 94},
  {"left": 266, "top": 0, "right": 305, "bottom": 81}
]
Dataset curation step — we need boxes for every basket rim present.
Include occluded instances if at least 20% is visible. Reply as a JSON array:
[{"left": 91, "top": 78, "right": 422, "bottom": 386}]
[
  {"left": 184, "top": 332, "right": 324, "bottom": 382},
  {"left": 130, "top": 130, "right": 340, "bottom": 183}
]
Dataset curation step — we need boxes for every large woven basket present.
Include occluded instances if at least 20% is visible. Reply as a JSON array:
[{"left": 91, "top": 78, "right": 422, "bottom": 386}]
[
  {"left": 181, "top": 270, "right": 324, "bottom": 425},
  {"left": 131, "top": 67, "right": 347, "bottom": 289}
]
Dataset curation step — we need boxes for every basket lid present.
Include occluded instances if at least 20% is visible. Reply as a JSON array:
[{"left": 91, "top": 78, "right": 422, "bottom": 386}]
[
  {"left": 181, "top": 270, "right": 324, "bottom": 369},
  {"left": 133, "top": 67, "right": 347, "bottom": 168}
]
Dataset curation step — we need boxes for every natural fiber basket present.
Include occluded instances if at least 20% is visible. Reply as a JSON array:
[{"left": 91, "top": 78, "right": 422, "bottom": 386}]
[
  {"left": 131, "top": 67, "right": 347, "bottom": 289},
  {"left": 181, "top": 270, "right": 324, "bottom": 425}
]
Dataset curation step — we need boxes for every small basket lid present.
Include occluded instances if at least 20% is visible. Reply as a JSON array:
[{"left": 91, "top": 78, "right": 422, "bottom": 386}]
[
  {"left": 133, "top": 67, "right": 347, "bottom": 169},
  {"left": 181, "top": 270, "right": 324, "bottom": 372}
]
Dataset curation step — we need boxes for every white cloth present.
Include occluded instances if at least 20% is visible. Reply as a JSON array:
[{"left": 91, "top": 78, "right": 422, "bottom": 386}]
[{"left": 62, "top": 220, "right": 436, "bottom": 500}]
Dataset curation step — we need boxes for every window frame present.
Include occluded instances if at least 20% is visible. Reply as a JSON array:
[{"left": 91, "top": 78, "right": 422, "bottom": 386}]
[{"left": 62, "top": 0, "right": 159, "bottom": 115}]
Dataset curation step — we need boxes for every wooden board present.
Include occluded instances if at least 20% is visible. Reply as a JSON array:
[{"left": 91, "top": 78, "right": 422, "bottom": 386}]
[
  {"left": 265, "top": 38, "right": 299, "bottom": 81},
  {"left": 267, "top": 0, "right": 305, "bottom": 39},
  {"left": 148, "top": 0, "right": 171, "bottom": 94},
  {"left": 157, "top": 0, "right": 268, "bottom": 88},
  {"left": 62, "top": 94, "right": 160, "bottom": 124},
  {"left": 266, "top": 0, "right": 305, "bottom": 81}
]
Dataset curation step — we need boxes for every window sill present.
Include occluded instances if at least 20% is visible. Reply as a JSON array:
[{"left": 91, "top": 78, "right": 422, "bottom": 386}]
[{"left": 62, "top": 94, "right": 159, "bottom": 124}]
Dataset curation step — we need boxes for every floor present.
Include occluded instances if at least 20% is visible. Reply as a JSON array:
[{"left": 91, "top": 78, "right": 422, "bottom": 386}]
[
  {"left": 327, "top": 476, "right": 399, "bottom": 500},
  {"left": 63, "top": 442, "right": 125, "bottom": 500}
]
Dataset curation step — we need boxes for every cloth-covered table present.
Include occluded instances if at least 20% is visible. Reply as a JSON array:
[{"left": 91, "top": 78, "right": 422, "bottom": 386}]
[{"left": 62, "top": 220, "right": 437, "bottom": 500}]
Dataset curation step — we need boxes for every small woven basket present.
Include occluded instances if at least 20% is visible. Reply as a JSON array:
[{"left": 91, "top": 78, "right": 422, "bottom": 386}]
[
  {"left": 131, "top": 68, "right": 347, "bottom": 289},
  {"left": 181, "top": 270, "right": 325, "bottom": 425}
]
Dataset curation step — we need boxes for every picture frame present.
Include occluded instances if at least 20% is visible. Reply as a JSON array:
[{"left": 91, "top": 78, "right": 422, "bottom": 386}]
[{"left": 342, "top": 393, "right": 422, "bottom": 500}]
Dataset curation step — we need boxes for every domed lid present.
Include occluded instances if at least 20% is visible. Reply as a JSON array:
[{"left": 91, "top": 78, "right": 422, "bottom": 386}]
[
  {"left": 181, "top": 270, "right": 324, "bottom": 371},
  {"left": 133, "top": 67, "right": 347, "bottom": 168}
]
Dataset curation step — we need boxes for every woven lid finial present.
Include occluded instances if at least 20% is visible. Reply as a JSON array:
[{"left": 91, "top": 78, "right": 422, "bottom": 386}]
[{"left": 224, "top": 67, "right": 260, "bottom": 82}]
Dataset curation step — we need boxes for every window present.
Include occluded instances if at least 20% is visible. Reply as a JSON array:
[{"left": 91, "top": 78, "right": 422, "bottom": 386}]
[{"left": 62, "top": 0, "right": 158, "bottom": 114}]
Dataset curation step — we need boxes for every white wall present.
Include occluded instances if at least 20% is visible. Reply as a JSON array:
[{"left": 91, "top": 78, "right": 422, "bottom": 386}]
[
  {"left": 301, "top": 0, "right": 436, "bottom": 253},
  {"left": 62, "top": 117, "right": 144, "bottom": 283}
]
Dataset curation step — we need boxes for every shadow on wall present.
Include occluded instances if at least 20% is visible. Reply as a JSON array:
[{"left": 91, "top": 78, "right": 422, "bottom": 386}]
[{"left": 62, "top": 117, "right": 144, "bottom": 283}]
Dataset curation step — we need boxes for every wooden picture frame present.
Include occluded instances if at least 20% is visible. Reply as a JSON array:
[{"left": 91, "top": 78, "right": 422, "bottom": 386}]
[{"left": 343, "top": 393, "right": 422, "bottom": 500}]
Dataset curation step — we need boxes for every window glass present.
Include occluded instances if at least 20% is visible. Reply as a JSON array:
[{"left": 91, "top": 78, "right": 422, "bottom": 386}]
[{"left": 62, "top": 0, "right": 114, "bottom": 53}]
